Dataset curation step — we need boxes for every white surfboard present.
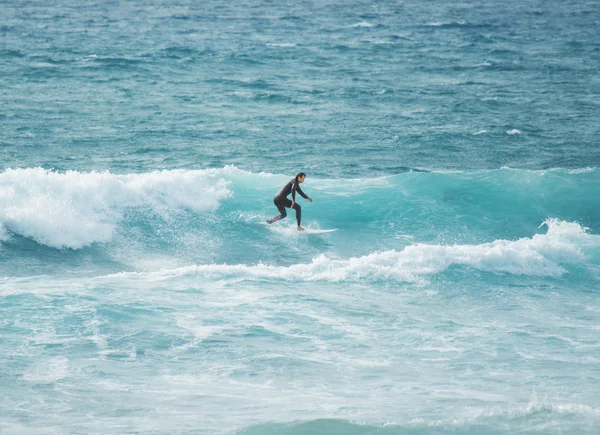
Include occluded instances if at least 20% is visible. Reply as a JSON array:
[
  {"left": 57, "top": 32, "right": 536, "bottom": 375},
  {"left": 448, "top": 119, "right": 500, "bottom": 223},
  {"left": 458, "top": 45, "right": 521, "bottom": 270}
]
[
  {"left": 262, "top": 224, "right": 337, "bottom": 235},
  {"left": 301, "top": 228, "right": 338, "bottom": 234}
]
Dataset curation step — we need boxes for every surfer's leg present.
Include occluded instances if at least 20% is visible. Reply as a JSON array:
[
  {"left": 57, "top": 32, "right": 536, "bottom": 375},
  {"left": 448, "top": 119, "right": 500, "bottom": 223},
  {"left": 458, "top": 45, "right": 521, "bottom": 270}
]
[
  {"left": 291, "top": 202, "right": 301, "bottom": 227},
  {"left": 267, "top": 198, "right": 288, "bottom": 224}
]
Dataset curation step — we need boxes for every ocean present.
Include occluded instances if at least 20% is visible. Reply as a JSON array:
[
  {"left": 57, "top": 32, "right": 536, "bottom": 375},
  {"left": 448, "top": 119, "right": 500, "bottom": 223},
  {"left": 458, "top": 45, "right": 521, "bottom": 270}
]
[{"left": 1, "top": 0, "right": 599, "bottom": 433}]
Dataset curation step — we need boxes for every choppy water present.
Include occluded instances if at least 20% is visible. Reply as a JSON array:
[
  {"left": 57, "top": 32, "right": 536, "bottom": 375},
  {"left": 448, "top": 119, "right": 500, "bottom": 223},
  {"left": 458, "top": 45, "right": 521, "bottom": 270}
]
[{"left": 1, "top": 0, "right": 599, "bottom": 434}]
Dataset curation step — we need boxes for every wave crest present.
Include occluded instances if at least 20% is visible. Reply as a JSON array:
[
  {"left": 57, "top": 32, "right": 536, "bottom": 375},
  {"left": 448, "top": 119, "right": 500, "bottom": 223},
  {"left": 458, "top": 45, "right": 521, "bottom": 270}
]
[
  {"left": 111, "top": 219, "right": 592, "bottom": 282},
  {"left": 0, "top": 168, "right": 232, "bottom": 249}
]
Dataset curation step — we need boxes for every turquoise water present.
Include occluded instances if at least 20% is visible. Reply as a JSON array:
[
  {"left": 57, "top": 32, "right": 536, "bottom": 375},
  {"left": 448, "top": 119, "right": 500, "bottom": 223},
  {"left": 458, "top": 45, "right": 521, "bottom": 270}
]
[{"left": 1, "top": 1, "right": 600, "bottom": 434}]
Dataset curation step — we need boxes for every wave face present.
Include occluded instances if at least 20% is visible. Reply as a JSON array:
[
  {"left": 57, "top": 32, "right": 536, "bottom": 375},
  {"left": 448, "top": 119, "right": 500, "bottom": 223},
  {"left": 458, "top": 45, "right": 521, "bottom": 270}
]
[
  {"left": 2, "top": 0, "right": 600, "bottom": 433},
  {"left": 0, "top": 167, "right": 598, "bottom": 246},
  {"left": 1, "top": 167, "right": 599, "bottom": 278}
]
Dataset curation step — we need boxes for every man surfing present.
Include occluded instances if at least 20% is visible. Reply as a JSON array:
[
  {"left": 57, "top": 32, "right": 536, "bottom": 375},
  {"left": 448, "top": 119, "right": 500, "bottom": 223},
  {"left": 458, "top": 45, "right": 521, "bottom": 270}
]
[{"left": 267, "top": 172, "right": 313, "bottom": 231}]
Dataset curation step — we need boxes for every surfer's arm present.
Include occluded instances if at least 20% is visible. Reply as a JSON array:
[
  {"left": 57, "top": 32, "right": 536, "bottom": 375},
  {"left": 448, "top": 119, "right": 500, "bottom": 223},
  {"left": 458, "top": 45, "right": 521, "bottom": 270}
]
[
  {"left": 296, "top": 185, "right": 312, "bottom": 202},
  {"left": 296, "top": 184, "right": 309, "bottom": 200}
]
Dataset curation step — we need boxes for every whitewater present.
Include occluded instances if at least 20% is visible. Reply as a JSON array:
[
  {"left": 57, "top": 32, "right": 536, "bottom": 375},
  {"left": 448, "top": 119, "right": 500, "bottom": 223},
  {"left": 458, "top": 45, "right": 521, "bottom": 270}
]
[{"left": 2, "top": 0, "right": 600, "bottom": 434}]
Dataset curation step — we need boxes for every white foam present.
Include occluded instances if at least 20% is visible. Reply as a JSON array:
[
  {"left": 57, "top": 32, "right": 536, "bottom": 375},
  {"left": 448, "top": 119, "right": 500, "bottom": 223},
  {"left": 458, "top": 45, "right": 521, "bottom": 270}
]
[
  {"left": 425, "top": 21, "right": 465, "bottom": 27},
  {"left": 370, "top": 40, "right": 394, "bottom": 46},
  {"left": 266, "top": 43, "right": 296, "bottom": 47},
  {"left": 522, "top": 391, "right": 600, "bottom": 419},
  {"left": 109, "top": 219, "right": 592, "bottom": 283},
  {"left": 506, "top": 129, "right": 521, "bottom": 135},
  {"left": 0, "top": 168, "right": 232, "bottom": 249},
  {"left": 23, "top": 356, "right": 69, "bottom": 383},
  {"left": 176, "top": 314, "right": 224, "bottom": 344},
  {"left": 567, "top": 167, "right": 596, "bottom": 174},
  {"left": 351, "top": 22, "right": 375, "bottom": 28}
]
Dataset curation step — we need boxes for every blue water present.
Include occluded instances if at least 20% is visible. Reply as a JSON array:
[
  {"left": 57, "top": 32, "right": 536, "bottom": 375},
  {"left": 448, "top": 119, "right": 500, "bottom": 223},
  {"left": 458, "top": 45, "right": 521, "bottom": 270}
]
[{"left": 1, "top": 1, "right": 599, "bottom": 434}]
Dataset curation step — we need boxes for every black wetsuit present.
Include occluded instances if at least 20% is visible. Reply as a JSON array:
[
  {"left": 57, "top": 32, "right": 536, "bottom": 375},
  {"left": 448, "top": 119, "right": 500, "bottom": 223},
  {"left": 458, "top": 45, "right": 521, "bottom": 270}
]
[{"left": 267, "top": 178, "right": 309, "bottom": 226}]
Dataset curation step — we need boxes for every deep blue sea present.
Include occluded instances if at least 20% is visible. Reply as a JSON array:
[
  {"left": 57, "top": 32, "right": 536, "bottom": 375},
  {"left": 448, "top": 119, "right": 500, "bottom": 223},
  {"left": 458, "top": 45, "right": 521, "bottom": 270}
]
[{"left": 1, "top": 0, "right": 600, "bottom": 433}]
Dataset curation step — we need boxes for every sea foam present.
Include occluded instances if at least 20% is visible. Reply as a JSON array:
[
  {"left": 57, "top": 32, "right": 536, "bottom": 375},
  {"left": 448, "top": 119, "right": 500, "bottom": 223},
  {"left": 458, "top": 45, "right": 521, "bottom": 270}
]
[
  {"left": 109, "top": 219, "right": 592, "bottom": 283},
  {"left": 0, "top": 168, "right": 232, "bottom": 249}
]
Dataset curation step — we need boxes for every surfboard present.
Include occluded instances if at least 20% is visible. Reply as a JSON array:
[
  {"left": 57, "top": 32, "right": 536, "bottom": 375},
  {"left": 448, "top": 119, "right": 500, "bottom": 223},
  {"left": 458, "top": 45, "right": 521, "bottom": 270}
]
[
  {"left": 300, "top": 228, "right": 337, "bottom": 234},
  {"left": 261, "top": 223, "right": 338, "bottom": 235}
]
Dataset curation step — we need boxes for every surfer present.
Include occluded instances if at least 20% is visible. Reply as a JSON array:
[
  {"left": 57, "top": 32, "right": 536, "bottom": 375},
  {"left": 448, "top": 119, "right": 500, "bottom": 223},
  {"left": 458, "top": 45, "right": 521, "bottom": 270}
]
[{"left": 267, "top": 172, "right": 313, "bottom": 231}]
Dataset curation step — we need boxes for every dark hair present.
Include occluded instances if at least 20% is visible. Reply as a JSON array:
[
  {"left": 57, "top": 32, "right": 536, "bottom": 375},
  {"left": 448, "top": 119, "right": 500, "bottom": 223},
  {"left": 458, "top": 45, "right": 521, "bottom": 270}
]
[{"left": 296, "top": 172, "right": 306, "bottom": 180}]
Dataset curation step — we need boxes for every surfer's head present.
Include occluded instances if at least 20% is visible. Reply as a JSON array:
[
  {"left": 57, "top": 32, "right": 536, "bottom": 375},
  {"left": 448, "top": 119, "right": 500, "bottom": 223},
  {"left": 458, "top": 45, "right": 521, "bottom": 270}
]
[{"left": 296, "top": 172, "right": 306, "bottom": 183}]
